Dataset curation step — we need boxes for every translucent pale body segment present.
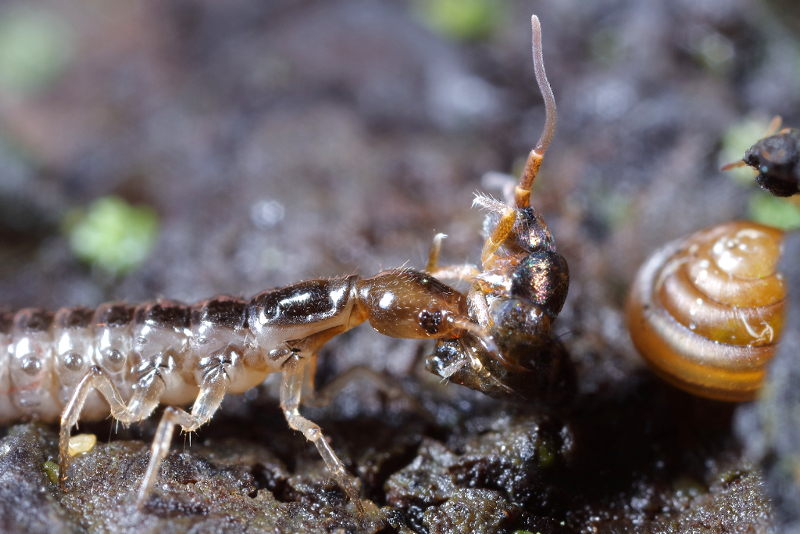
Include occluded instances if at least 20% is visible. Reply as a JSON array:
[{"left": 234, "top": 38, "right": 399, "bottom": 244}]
[
  {"left": 132, "top": 330, "right": 196, "bottom": 405},
  {"left": 0, "top": 328, "right": 14, "bottom": 423},
  {"left": 10, "top": 309, "right": 61, "bottom": 420},
  {"left": 191, "top": 317, "right": 265, "bottom": 394},
  {"left": 132, "top": 301, "right": 196, "bottom": 406},
  {"left": 53, "top": 308, "right": 106, "bottom": 419},
  {"left": 68, "top": 433, "right": 97, "bottom": 456},
  {"left": 92, "top": 303, "right": 135, "bottom": 402}
]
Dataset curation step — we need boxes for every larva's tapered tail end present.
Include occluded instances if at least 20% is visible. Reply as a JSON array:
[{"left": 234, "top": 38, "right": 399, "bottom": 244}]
[{"left": 516, "top": 14, "right": 557, "bottom": 209}]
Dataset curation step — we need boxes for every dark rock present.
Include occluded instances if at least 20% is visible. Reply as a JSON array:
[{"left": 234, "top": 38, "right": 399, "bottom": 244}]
[{"left": 0, "top": 425, "right": 75, "bottom": 534}]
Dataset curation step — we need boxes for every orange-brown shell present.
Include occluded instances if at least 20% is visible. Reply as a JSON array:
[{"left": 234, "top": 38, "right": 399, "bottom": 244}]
[{"left": 626, "top": 221, "right": 785, "bottom": 401}]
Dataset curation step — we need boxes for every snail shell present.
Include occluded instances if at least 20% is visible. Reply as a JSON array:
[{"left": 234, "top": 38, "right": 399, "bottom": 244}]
[{"left": 626, "top": 221, "right": 785, "bottom": 401}]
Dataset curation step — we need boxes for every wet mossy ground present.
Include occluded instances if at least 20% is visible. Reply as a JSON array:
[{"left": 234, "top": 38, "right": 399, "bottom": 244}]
[{"left": 0, "top": 0, "right": 798, "bottom": 532}]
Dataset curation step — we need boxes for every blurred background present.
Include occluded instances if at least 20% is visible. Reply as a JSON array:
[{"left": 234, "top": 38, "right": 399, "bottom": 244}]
[
  {"left": 1, "top": 0, "right": 799, "bottom": 311},
  {"left": 0, "top": 0, "right": 799, "bottom": 532}
]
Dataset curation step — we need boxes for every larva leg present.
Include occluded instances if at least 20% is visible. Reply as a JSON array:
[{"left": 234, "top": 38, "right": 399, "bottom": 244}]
[
  {"left": 428, "top": 264, "right": 481, "bottom": 282},
  {"left": 425, "top": 233, "right": 480, "bottom": 282},
  {"left": 308, "top": 365, "right": 406, "bottom": 406},
  {"left": 280, "top": 355, "right": 364, "bottom": 514},
  {"left": 59, "top": 365, "right": 165, "bottom": 486},
  {"left": 467, "top": 286, "right": 493, "bottom": 329},
  {"left": 301, "top": 352, "right": 318, "bottom": 400},
  {"left": 135, "top": 375, "right": 228, "bottom": 508},
  {"left": 425, "top": 232, "right": 447, "bottom": 272}
]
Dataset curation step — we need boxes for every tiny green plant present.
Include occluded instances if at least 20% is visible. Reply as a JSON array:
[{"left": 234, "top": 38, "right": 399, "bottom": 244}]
[
  {"left": 748, "top": 192, "right": 800, "bottom": 230},
  {"left": 412, "top": 0, "right": 505, "bottom": 41},
  {"left": 64, "top": 196, "right": 159, "bottom": 276}
]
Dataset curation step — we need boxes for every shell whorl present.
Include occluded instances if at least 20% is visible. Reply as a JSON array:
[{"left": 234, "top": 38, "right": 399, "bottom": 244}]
[{"left": 626, "top": 221, "right": 785, "bottom": 401}]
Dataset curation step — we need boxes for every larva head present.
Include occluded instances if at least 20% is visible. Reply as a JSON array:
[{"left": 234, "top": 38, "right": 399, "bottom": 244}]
[
  {"left": 626, "top": 221, "right": 786, "bottom": 401},
  {"left": 355, "top": 269, "right": 468, "bottom": 339},
  {"left": 425, "top": 304, "right": 576, "bottom": 405}
]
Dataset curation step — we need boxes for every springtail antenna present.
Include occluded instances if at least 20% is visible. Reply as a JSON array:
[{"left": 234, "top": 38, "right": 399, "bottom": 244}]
[
  {"left": 720, "top": 115, "right": 783, "bottom": 171},
  {"left": 720, "top": 160, "right": 747, "bottom": 171},
  {"left": 515, "top": 14, "right": 557, "bottom": 210}
]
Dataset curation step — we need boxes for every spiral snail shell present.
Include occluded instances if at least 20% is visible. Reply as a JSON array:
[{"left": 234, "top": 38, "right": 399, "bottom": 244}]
[{"left": 626, "top": 221, "right": 786, "bottom": 401}]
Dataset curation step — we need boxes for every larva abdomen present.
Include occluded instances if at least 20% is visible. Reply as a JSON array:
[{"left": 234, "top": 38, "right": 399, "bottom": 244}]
[
  {"left": 53, "top": 306, "right": 105, "bottom": 419},
  {"left": 10, "top": 308, "right": 60, "bottom": 421},
  {"left": 0, "top": 295, "right": 260, "bottom": 424}
]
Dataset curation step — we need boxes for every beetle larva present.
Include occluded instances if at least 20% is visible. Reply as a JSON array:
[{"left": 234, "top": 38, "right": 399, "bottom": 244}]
[{"left": 1, "top": 270, "right": 483, "bottom": 519}]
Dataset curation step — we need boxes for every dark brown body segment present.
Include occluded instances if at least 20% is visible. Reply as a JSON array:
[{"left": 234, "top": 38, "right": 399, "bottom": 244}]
[
  {"left": 54, "top": 308, "right": 94, "bottom": 330},
  {"left": 249, "top": 275, "right": 358, "bottom": 328},
  {"left": 191, "top": 296, "right": 248, "bottom": 331},
  {"left": 134, "top": 300, "right": 191, "bottom": 330},
  {"left": 95, "top": 303, "right": 134, "bottom": 327},
  {"left": 14, "top": 309, "right": 55, "bottom": 333}
]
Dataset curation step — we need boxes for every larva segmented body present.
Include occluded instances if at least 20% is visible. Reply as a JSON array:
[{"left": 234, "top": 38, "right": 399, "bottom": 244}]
[
  {"left": 1, "top": 297, "right": 255, "bottom": 424},
  {"left": 0, "top": 271, "right": 402, "bottom": 424},
  {"left": 1, "top": 270, "right": 473, "bottom": 517}
]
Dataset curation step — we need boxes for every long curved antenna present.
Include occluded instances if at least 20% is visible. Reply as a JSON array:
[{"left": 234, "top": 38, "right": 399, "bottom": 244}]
[{"left": 515, "top": 14, "right": 557, "bottom": 209}]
